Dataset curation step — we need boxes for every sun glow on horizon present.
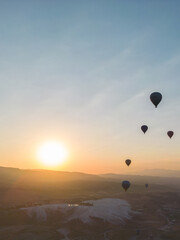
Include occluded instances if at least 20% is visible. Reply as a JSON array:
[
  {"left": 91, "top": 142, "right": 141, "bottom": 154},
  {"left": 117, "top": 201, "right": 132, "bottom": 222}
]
[{"left": 37, "top": 141, "right": 68, "bottom": 167}]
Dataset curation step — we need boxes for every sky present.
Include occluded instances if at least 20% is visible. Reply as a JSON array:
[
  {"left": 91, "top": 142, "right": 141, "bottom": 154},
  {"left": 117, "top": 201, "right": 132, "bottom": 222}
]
[{"left": 0, "top": 0, "right": 180, "bottom": 173}]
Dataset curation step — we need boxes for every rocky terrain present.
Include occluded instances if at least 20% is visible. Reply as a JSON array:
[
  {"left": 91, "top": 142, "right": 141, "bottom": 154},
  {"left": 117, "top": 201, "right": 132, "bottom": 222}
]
[{"left": 0, "top": 167, "right": 179, "bottom": 239}]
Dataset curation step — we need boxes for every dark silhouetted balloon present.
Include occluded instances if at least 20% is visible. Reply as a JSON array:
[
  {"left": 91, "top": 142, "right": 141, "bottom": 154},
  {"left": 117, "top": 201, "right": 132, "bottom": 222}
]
[
  {"left": 167, "top": 131, "right": 174, "bottom": 139},
  {"left": 122, "top": 180, "right": 131, "bottom": 192},
  {"left": 136, "top": 229, "right": 140, "bottom": 235},
  {"left": 145, "top": 183, "right": 149, "bottom": 189},
  {"left": 141, "top": 125, "right": 148, "bottom": 134},
  {"left": 150, "top": 92, "right": 162, "bottom": 108},
  {"left": 125, "top": 159, "right": 131, "bottom": 166}
]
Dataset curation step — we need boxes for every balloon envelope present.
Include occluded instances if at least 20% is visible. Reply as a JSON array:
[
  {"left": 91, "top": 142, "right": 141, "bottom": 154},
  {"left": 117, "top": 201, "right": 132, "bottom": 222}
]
[
  {"left": 150, "top": 92, "right": 162, "bottom": 108},
  {"left": 125, "top": 159, "right": 131, "bottom": 166},
  {"left": 141, "top": 125, "right": 148, "bottom": 134},
  {"left": 167, "top": 131, "right": 174, "bottom": 138},
  {"left": 136, "top": 229, "right": 140, "bottom": 235},
  {"left": 122, "top": 180, "right": 131, "bottom": 192}
]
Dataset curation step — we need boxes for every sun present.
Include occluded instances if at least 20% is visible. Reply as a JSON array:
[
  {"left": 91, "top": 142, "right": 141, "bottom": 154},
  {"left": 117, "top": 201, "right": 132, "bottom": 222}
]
[{"left": 37, "top": 141, "right": 68, "bottom": 167}]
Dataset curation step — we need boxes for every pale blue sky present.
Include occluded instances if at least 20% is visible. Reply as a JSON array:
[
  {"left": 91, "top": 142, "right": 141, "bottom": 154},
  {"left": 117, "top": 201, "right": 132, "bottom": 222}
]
[{"left": 0, "top": 1, "right": 180, "bottom": 172}]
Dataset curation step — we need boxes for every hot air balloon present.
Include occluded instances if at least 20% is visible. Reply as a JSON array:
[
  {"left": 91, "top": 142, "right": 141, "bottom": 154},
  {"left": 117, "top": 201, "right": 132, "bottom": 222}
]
[
  {"left": 150, "top": 92, "right": 162, "bottom": 108},
  {"left": 122, "top": 180, "right": 131, "bottom": 192},
  {"left": 125, "top": 159, "right": 131, "bottom": 166},
  {"left": 145, "top": 183, "right": 149, "bottom": 189},
  {"left": 167, "top": 131, "right": 174, "bottom": 139},
  {"left": 141, "top": 125, "right": 148, "bottom": 134},
  {"left": 136, "top": 229, "right": 140, "bottom": 236}
]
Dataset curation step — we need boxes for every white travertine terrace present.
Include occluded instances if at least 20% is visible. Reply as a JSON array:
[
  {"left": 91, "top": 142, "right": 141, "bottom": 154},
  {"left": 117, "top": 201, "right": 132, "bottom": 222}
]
[{"left": 21, "top": 198, "right": 134, "bottom": 223}]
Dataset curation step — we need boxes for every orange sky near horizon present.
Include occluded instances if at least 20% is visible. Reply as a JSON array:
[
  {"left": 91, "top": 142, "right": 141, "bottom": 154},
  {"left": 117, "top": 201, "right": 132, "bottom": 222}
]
[{"left": 0, "top": 130, "right": 179, "bottom": 174}]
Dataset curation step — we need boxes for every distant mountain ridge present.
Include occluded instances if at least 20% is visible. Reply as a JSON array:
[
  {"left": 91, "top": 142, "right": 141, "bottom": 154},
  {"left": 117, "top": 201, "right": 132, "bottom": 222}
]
[
  {"left": 0, "top": 166, "right": 179, "bottom": 185},
  {"left": 100, "top": 169, "right": 180, "bottom": 178},
  {"left": 139, "top": 168, "right": 180, "bottom": 178},
  {"left": 0, "top": 166, "right": 179, "bottom": 207},
  {"left": 0, "top": 166, "right": 101, "bottom": 185}
]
